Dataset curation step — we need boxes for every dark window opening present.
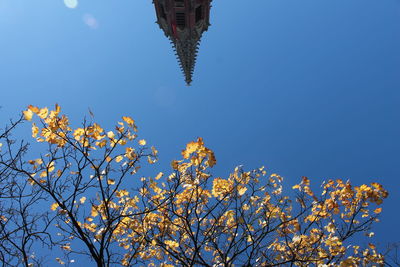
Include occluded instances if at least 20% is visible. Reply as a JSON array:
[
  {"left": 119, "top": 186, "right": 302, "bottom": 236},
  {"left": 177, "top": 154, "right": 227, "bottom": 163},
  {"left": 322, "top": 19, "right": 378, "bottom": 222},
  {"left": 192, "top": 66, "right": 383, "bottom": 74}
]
[
  {"left": 176, "top": 12, "right": 186, "bottom": 28},
  {"left": 174, "top": 0, "right": 184, "bottom": 7},
  {"left": 159, "top": 4, "right": 166, "bottom": 20},
  {"left": 195, "top": 5, "right": 203, "bottom": 23}
]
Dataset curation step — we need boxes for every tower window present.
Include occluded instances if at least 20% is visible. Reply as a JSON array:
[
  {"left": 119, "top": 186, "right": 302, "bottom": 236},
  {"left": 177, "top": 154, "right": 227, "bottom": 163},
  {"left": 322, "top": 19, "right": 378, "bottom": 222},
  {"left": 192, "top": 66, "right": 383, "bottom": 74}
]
[
  {"left": 174, "top": 0, "right": 184, "bottom": 7},
  {"left": 176, "top": 12, "right": 186, "bottom": 28},
  {"left": 195, "top": 5, "right": 203, "bottom": 23}
]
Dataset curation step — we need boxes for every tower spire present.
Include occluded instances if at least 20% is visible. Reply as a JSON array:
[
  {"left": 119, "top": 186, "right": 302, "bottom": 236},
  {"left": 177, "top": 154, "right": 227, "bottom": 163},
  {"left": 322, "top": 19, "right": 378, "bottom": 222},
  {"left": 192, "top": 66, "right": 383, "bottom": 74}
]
[
  {"left": 173, "top": 38, "right": 200, "bottom": 85},
  {"left": 153, "top": 0, "right": 212, "bottom": 85}
]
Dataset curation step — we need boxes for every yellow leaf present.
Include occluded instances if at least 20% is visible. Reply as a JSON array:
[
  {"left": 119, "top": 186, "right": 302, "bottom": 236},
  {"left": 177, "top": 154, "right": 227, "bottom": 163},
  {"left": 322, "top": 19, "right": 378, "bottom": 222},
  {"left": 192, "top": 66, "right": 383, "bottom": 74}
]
[
  {"left": 340, "top": 259, "right": 356, "bottom": 267},
  {"left": 116, "top": 126, "right": 124, "bottom": 134},
  {"left": 333, "top": 207, "right": 340, "bottom": 214},
  {"left": 80, "top": 197, "right": 86, "bottom": 204},
  {"left": 38, "top": 107, "right": 49, "bottom": 119},
  {"left": 91, "top": 206, "right": 99, "bottom": 217},
  {"left": 138, "top": 139, "right": 146, "bottom": 146},
  {"left": 151, "top": 146, "right": 158, "bottom": 156},
  {"left": 106, "top": 156, "right": 112, "bottom": 162},
  {"left": 50, "top": 203, "right": 59, "bottom": 211},
  {"left": 73, "top": 128, "right": 85, "bottom": 140},
  {"left": 155, "top": 172, "right": 163, "bottom": 180},
  {"left": 61, "top": 244, "right": 71, "bottom": 251},
  {"left": 117, "top": 139, "right": 127, "bottom": 146},
  {"left": 55, "top": 258, "right": 65, "bottom": 265},
  {"left": 182, "top": 140, "right": 200, "bottom": 159},
  {"left": 116, "top": 189, "right": 129, "bottom": 197},
  {"left": 326, "top": 223, "right": 336, "bottom": 233},
  {"left": 54, "top": 103, "right": 61, "bottom": 113},
  {"left": 23, "top": 109, "right": 33, "bottom": 121},
  {"left": 238, "top": 186, "right": 247, "bottom": 196},
  {"left": 31, "top": 123, "right": 39, "bottom": 137},
  {"left": 96, "top": 139, "right": 107, "bottom": 148},
  {"left": 171, "top": 160, "right": 179, "bottom": 170},
  {"left": 125, "top": 147, "right": 136, "bottom": 160},
  {"left": 28, "top": 105, "right": 40, "bottom": 114},
  {"left": 301, "top": 176, "right": 310, "bottom": 185},
  {"left": 107, "top": 179, "right": 115, "bottom": 185},
  {"left": 373, "top": 207, "right": 382, "bottom": 214},
  {"left": 107, "top": 131, "right": 115, "bottom": 139},
  {"left": 122, "top": 116, "right": 135, "bottom": 126},
  {"left": 115, "top": 155, "right": 123, "bottom": 163},
  {"left": 164, "top": 240, "right": 179, "bottom": 250},
  {"left": 48, "top": 161, "right": 55, "bottom": 172},
  {"left": 212, "top": 178, "right": 234, "bottom": 199},
  {"left": 40, "top": 171, "right": 47, "bottom": 178}
]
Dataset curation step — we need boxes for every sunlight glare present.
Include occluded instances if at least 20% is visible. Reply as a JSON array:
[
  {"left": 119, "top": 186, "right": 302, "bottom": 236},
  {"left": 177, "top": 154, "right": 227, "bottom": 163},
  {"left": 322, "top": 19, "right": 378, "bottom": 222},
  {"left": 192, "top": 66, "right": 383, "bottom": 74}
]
[{"left": 64, "top": 0, "right": 78, "bottom": 9}]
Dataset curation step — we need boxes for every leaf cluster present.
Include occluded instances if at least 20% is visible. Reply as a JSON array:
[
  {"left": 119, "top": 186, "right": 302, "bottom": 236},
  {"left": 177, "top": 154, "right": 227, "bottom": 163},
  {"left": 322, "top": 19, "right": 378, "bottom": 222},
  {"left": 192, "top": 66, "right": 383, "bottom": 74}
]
[{"left": 0, "top": 105, "right": 390, "bottom": 266}]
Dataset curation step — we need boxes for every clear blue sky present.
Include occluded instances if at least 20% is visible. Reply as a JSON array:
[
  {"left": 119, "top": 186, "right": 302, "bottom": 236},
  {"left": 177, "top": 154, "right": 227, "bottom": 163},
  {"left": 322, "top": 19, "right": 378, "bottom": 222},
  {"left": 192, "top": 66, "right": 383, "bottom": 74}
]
[{"left": 0, "top": 0, "right": 399, "bottom": 260}]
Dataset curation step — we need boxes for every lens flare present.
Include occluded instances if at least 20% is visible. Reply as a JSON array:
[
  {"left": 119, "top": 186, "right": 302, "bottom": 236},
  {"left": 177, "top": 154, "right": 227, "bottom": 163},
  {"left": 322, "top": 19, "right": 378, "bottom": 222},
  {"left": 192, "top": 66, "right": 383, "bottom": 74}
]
[{"left": 83, "top": 14, "right": 99, "bottom": 29}]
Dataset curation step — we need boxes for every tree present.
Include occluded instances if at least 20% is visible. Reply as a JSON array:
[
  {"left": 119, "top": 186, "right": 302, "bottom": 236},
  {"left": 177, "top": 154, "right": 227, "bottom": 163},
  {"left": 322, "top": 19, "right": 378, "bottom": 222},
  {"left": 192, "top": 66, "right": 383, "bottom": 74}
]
[{"left": 0, "top": 105, "right": 389, "bottom": 266}]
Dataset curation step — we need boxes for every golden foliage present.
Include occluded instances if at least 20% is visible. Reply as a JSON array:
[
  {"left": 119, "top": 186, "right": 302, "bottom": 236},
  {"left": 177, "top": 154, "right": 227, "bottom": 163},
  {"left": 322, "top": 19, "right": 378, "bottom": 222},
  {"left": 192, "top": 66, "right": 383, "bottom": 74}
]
[{"left": 20, "top": 105, "right": 388, "bottom": 266}]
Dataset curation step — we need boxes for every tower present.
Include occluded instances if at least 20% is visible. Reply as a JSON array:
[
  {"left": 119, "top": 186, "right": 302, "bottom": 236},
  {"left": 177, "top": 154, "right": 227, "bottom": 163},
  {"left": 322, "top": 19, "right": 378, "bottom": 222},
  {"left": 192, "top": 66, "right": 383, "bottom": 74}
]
[{"left": 153, "top": 0, "right": 212, "bottom": 85}]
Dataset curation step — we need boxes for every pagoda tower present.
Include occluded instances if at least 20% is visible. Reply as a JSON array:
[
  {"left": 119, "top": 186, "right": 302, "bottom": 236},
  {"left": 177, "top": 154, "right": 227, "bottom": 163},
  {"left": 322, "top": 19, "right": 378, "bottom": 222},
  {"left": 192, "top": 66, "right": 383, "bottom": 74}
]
[{"left": 153, "top": 0, "right": 212, "bottom": 85}]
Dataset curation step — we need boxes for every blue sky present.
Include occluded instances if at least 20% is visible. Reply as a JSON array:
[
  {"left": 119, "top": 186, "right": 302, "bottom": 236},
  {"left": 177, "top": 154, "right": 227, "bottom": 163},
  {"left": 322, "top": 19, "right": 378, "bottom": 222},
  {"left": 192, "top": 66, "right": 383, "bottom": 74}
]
[{"left": 0, "top": 0, "right": 399, "bottom": 261}]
